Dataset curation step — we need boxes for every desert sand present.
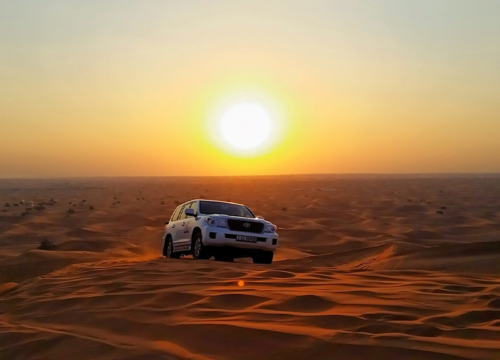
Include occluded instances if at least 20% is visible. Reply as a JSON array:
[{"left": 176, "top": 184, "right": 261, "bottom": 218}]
[{"left": 1, "top": 175, "right": 499, "bottom": 360}]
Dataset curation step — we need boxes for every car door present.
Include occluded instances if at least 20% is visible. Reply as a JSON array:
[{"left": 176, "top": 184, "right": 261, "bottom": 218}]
[
  {"left": 174, "top": 203, "right": 189, "bottom": 251},
  {"left": 183, "top": 201, "right": 198, "bottom": 250},
  {"left": 169, "top": 205, "right": 183, "bottom": 249}
]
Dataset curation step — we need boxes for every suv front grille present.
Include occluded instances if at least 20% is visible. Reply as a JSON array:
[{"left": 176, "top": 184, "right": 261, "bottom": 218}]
[{"left": 227, "top": 219, "right": 264, "bottom": 233}]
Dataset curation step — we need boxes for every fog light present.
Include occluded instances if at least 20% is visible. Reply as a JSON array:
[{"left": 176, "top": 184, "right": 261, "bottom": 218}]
[
  {"left": 209, "top": 232, "right": 217, "bottom": 239},
  {"left": 272, "top": 239, "right": 277, "bottom": 245}
]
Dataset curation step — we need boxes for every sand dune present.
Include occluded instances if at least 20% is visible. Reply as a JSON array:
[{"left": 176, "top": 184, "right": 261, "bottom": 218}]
[{"left": 1, "top": 175, "right": 500, "bottom": 359}]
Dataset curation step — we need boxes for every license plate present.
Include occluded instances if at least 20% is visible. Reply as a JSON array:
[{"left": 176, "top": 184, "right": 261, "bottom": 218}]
[{"left": 236, "top": 235, "right": 257, "bottom": 242}]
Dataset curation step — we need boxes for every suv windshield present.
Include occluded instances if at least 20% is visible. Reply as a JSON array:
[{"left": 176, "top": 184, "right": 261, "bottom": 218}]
[{"left": 199, "top": 201, "right": 255, "bottom": 218}]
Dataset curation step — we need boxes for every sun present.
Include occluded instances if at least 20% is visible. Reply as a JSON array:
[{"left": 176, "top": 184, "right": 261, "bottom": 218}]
[
  {"left": 206, "top": 92, "right": 285, "bottom": 157},
  {"left": 219, "top": 102, "right": 273, "bottom": 151}
]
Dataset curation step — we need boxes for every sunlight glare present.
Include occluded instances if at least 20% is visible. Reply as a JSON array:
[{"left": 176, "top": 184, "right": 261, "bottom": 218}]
[{"left": 219, "top": 103, "right": 272, "bottom": 151}]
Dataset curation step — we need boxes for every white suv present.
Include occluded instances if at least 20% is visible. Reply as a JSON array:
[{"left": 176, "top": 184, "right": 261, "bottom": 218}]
[{"left": 162, "top": 199, "right": 279, "bottom": 264}]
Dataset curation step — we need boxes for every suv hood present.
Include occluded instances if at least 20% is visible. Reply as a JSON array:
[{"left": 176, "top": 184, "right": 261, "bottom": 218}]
[{"left": 203, "top": 214, "right": 273, "bottom": 225}]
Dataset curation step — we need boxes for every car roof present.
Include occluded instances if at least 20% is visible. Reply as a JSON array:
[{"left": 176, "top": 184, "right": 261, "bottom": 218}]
[{"left": 179, "top": 199, "right": 246, "bottom": 207}]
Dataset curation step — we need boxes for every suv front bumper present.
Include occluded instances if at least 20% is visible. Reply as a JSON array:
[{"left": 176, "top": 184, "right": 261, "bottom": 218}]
[{"left": 202, "top": 227, "right": 278, "bottom": 251}]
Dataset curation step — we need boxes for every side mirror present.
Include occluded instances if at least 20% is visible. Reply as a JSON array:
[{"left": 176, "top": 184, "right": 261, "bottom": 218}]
[
  {"left": 257, "top": 215, "right": 265, "bottom": 220},
  {"left": 165, "top": 221, "right": 169, "bottom": 225},
  {"left": 185, "top": 208, "right": 196, "bottom": 217}
]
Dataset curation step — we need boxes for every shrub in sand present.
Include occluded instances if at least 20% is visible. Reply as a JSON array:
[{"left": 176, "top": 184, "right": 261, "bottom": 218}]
[
  {"left": 174, "top": 200, "right": 180, "bottom": 205},
  {"left": 4, "top": 203, "right": 10, "bottom": 207},
  {"left": 39, "top": 239, "right": 57, "bottom": 250},
  {"left": 436, "top": 210, "right": 444, "bottom": 215},
  {"left": 282, "top": 207, "right": 288, "bottom": 211},
  {"left": 67, "top": 208, "right": 75, "bottom": 214},
  {"left": 89, "top": 206, "right": 94, "bottom": 210},
  {"left": 160, "top": 201, "right": 165, "bottom": 205}
]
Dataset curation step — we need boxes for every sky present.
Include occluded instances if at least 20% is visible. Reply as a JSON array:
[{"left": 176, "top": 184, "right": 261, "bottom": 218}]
[{"left": 1, "top": 0, "right": 499, "bottom": 177}]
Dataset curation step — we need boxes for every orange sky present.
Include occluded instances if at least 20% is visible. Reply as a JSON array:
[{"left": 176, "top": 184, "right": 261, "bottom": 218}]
[{"left": 1, "top": 1, "right": 499, "bottom": 177}]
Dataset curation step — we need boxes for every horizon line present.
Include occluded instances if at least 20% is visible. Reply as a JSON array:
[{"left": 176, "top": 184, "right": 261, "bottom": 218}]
[{"left": 1, "top": 171, "right": 500, "bottom": 180}]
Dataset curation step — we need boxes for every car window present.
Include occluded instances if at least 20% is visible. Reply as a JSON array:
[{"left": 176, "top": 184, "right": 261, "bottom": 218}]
[
  {"left": 189, "top": 201, "right": 198, "bottom": 215},
  {"left": 199, "top": 201, "right": 255, "bottom": 218},
  {"left": 177, "top": 203, "right": 189, "bottom": 221},
  {"left": 170, "top": 206, "right": 181, "bottom": 221}
]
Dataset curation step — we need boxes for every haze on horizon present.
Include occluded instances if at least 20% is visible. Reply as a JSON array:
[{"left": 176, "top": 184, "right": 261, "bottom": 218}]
[{"left": 1, "top": 0, "right": 499, "bottom": 178}]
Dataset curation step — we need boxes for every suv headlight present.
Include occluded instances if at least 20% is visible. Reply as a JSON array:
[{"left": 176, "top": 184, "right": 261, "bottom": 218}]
[
  {"left": 205, "top": 217, "right": 228, "bottom": 228},
  {"left": 263, "top": 224, "right": 277, "bottom": 233}
]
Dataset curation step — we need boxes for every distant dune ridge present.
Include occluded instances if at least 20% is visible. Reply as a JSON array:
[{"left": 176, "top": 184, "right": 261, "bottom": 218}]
[{"left": 1, "top": 175, "right": 500, "bottom": 360}]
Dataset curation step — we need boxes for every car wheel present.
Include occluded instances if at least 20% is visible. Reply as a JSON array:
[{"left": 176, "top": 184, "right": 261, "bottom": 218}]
[
  {"left": 253, "top": 251, "right": 274, "bottom": 264},
  {"left": 164, "top": 237, "right": 180, "bottom": 258},
  {"left": 192, "top": 232, "right": 210, "bottom": 260}
]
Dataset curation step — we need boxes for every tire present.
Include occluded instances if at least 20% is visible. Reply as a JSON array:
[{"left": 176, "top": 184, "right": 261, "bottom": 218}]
[
  {"left": 164, "top": 237, "right": 180, "bottom": 259},
  {"left": 192, "top": 232, "right": 210, "bottom": 260},
  {"left": 252, "top": 251, "right": 274, "bottom": 264}
]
